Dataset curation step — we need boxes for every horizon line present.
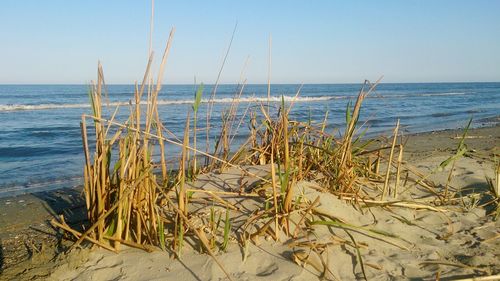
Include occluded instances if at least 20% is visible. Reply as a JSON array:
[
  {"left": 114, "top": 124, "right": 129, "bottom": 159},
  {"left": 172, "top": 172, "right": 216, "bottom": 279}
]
[{"left": 1, "top": 81, "right": 500, "bottom": 86}]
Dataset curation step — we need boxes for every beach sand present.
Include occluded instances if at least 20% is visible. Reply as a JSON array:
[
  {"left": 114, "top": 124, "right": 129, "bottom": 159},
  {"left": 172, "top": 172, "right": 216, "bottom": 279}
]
[{"left": 1, "top": 125, "right": 499, "bottom": 280}]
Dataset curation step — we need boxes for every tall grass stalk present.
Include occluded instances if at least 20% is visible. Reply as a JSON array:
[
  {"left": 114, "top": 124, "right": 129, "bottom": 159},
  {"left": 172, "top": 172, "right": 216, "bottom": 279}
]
[
  {"left": 205, "top": 23, "right": 238, "bottom": 165},
  {"left": 56, "top": 29, "right": 472, "bottom": 280},
  {"left": 382, "top": 119, "right": 400, "bottom": 200},
  {"left": 192, "top": 83, "right": 204, "bottom": 175}
]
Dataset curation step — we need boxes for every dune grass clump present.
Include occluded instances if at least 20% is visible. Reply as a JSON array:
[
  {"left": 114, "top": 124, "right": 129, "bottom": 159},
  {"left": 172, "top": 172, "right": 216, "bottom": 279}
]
[
  {"left": 53, "top": 30, "right": 177, "bottom": 254},
  {"left": 50, "top": 29, "right": 500, "bottom": 281}
]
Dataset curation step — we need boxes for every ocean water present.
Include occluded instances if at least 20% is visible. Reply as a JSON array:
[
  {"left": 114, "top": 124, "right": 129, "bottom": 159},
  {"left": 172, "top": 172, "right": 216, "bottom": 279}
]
[{"left": 1, "top": 83, "right": 499, "bottom": 197}]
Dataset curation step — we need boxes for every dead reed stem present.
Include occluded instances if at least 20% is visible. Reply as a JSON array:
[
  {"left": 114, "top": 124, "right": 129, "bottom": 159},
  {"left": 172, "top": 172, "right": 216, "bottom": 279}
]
[
  {"left": 382, "top": 119, "right": 400, "bottom": 200},
  {"left": 267, "top": 34, "right": 272, "bottom": 113},
  {"left": 205, "top": 23, "right": 238, "bottom": 164},
  {"left": 394, "top": 144, "right": 404, "bottom": 198},
  {"left": 270, "top": 146, "right": 280, "bottom": 240}
]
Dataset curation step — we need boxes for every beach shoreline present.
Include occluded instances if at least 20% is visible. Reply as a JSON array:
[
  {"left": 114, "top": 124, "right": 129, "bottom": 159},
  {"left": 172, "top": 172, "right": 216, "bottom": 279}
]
[
  {"left": 1, "top": 124, "right": 499, "bottom": 280},
  {"left": 3, "top": 0, "right": 500, "bottom": 280},
  {"left": 2, "top": 83, "right": 499, "bottom": 198}
]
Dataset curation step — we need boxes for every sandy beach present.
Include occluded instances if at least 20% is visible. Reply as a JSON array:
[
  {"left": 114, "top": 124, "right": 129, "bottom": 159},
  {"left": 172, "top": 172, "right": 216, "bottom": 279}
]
[
  {"left": 2, "top": 1, "right": 500, "bottom": 280},
  {"left": 1, "top": 124, "right": 498, "bottom": 281}
]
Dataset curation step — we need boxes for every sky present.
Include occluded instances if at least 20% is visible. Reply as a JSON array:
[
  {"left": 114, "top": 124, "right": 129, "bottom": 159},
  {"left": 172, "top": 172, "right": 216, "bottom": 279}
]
[{"left": 0, "top": 0, "right": 499, "bottom": 84}]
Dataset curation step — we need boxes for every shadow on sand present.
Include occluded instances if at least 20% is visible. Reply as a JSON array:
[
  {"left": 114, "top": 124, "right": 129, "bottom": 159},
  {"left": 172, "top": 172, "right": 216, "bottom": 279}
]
[
  {"left": 0, "top": 239, "right": 4, "bottom": 273},
  {"left": 32, "top": 187, "right": 88, "bottom": 235},
  {"left": 458, "top": 181, "right": 498, "bottom": 216}
]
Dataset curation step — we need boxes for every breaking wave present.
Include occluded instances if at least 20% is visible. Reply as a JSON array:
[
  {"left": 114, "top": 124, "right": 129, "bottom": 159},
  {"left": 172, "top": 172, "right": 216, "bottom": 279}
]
[{"left": 0, "top": 92, "right": 469, "bottom": 112}]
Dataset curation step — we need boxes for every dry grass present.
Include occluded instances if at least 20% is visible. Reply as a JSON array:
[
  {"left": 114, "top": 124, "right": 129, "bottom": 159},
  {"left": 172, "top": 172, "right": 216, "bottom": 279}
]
[{"left": 51, "top": 29, "right": 497, "bottom": 281}]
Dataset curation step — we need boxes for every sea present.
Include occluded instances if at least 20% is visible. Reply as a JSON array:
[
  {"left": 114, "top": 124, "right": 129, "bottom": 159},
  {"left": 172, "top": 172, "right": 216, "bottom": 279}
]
[{"left": 1, "top": 83, "right": 499, "bottom": 197}]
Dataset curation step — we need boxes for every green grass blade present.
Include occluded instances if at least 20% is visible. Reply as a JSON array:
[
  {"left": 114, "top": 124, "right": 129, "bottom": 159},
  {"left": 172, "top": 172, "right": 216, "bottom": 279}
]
[
  {"left": 344, "top": 229, "right": 367, "bottom": 281},
  {"left": 222, "top": 207, "right": 231, "bottom": 251},
  {"left": 159, "top": 217, "right": 165, "bottom": 250},
  {"left": 346, "top": 100, "right": 352, "bottom": 125},
  {"left": 193, "top": 83, "right": 204, "bottom": 113}
]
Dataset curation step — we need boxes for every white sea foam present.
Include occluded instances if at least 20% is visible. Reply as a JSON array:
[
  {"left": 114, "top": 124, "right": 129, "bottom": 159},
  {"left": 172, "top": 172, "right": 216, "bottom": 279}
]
[
  {"left": 0, "top": 95, "right": 333, "bottom": 112},
  {"left": 0, "top": 103, "right": 92, "bottom": 111},
  {"left": 0, "top": 92, "right": 469, "bottom": 112},
  {"left": 420, "top": 92, "right": 468, "bottom": 97}
]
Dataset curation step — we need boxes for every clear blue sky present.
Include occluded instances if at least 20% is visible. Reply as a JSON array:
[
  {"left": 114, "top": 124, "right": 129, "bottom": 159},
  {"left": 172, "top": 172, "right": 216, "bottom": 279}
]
[{"left": 1, "top": 0, "right": 499, "bottom": 84}]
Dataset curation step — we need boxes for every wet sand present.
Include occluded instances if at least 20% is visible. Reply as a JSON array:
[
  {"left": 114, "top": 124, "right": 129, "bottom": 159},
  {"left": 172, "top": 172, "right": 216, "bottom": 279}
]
[{"left": 1, "top": 125, "right": 499, "bottom": 280}]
